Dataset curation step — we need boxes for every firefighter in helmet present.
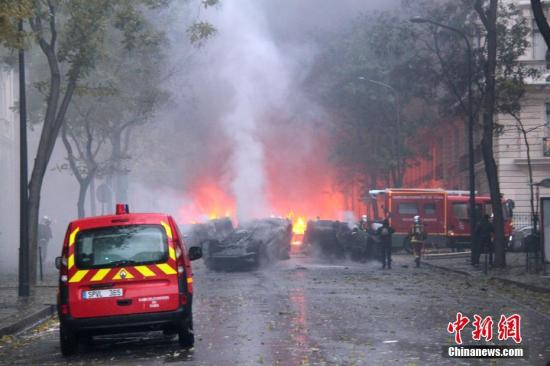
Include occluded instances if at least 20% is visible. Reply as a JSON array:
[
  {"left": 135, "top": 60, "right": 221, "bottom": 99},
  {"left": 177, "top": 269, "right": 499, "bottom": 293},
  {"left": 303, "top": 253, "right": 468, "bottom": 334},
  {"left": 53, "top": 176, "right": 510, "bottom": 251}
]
[
  {"left": 409, "top": 215, "right": 427, "bottom": 267},
  {"left": 359, "top": 215, "right": 368, "bottom": 231}
]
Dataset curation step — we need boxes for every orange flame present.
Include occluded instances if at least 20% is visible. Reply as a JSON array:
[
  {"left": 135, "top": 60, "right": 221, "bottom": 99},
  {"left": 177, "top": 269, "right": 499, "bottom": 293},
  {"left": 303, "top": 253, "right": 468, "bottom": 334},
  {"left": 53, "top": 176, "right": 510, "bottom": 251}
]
[{"left": 179, "top": 182, "right": 235, "bottom": 223}]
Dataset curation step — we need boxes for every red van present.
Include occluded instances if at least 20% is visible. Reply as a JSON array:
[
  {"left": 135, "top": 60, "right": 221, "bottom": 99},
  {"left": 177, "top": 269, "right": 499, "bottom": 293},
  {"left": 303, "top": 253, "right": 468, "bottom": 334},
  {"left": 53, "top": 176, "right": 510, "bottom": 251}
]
[
  {"left": 368, "top": 189, "right": 513, "bottom": 250},
  {"left": 55, "top": 204, "right": 202, "bottom": 355}
]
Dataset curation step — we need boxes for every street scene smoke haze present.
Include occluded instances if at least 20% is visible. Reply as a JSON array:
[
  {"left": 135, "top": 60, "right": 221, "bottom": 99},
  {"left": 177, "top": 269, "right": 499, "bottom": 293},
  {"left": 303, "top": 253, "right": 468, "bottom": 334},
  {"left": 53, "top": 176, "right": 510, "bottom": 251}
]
[{"left": 1, "top": 0, "right": 549, "bottom": 364}]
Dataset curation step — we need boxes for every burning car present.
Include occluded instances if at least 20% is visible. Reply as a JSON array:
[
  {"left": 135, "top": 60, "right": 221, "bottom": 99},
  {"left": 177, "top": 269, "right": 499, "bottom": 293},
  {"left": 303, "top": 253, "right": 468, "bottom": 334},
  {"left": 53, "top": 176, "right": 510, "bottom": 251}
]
[{"left": 203, "top": 218, "right": 292, "bottom": 271}]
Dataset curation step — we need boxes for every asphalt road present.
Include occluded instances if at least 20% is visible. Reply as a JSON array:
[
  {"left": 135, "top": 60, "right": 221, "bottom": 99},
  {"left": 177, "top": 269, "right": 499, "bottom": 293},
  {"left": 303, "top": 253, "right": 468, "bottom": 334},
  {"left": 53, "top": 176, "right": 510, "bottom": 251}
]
[{"left": 0, "top": 254, "right": 549, "bottom": 365}]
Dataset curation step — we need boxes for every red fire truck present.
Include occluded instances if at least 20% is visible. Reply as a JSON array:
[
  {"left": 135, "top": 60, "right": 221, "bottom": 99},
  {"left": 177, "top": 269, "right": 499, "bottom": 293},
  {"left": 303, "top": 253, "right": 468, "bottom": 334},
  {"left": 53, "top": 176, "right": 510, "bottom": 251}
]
[{"left": 367, "top": 189, "right": 514, "bottom": 250}]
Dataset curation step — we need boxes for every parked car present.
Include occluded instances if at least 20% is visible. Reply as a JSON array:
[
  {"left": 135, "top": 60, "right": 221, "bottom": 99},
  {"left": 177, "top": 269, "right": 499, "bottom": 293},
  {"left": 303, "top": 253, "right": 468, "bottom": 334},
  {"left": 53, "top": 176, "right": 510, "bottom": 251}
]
[{"left": 507, "top": 226, "right": 533, "bottom": 252}]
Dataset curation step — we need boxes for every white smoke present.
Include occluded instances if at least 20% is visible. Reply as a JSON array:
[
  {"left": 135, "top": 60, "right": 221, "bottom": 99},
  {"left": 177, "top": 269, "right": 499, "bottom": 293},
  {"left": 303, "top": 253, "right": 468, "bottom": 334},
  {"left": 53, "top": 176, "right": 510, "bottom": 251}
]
[{"left": 206, "top": 0, "right": 291, "bottom": 221}]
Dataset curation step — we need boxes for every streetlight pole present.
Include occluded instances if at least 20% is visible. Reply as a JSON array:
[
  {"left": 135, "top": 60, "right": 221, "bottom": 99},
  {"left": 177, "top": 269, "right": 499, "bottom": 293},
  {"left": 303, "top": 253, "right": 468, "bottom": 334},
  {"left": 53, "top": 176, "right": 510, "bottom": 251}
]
[
  {"left": 410, "top": 16, "right": 477, "bottom": 264},
  {"left": 358, "top": 77, "right": 402, "bottom": 186},
  {"left": 18, "top": 19, "right": 30, "bottom": 297}
]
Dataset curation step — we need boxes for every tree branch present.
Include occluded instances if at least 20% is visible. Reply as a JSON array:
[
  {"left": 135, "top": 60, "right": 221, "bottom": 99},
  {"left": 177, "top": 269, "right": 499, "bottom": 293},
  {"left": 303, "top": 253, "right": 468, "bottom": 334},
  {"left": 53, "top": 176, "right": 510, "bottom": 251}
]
[{"left": 61, "top": 124, "right": 84, "bottom": 183}]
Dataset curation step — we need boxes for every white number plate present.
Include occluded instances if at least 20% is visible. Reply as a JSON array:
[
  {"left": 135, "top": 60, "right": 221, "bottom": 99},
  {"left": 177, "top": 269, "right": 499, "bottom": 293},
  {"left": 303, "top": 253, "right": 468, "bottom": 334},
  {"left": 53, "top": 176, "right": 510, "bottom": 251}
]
[{"left": 82, "top": 288, "right": 123, "bottom": 299}]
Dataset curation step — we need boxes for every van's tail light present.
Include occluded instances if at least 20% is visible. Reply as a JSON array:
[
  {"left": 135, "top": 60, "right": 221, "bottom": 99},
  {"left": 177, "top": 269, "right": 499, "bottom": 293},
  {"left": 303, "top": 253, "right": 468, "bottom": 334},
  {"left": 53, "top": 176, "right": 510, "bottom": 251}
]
[
  {"left": 60, "top": 256, "right": 68, "bottom": 282},
  {"left": 58, "top": 253, "right": 70, "bottom": 315},
  {"left": 175, "top": 247, "right": 184, "bottom": 274},
  {"left": 174, "top": 242, "right": 190, "bottom": 305}
]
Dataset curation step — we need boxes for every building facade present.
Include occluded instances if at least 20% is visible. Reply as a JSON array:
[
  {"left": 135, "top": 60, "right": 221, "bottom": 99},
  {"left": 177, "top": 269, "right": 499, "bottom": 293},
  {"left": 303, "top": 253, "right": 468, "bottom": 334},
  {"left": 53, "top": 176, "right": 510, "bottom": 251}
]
[
  {"left": 0, "top": 63, "right": 19, "bottom": 272},
  {"left": 402, "top": 1, "right": 550, "bottom": 226},
  {"left": 494, "top": 1, "right": 550, "bottom": 221}
]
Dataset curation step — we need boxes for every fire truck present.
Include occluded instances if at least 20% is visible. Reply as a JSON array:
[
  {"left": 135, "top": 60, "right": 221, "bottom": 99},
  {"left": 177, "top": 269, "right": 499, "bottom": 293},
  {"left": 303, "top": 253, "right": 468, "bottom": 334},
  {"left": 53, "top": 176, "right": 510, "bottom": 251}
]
[{"left": 367, "top": 188, "right": 514, "bottom": 251}]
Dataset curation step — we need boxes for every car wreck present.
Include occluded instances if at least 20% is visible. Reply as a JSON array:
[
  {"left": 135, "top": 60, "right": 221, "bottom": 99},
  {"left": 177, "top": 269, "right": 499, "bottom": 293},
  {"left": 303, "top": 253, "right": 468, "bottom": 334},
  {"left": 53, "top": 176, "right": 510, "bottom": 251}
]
[
  {"left": 303, "top": 219, "right": 381, "bottom": 262},
  {"left": 203, "top": 218, "right": 292, "bottom": 271}
]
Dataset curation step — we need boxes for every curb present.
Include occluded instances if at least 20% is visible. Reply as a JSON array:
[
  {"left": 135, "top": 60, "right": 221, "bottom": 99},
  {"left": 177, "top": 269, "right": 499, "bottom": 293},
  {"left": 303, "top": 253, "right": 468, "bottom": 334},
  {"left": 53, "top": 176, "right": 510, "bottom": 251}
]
[
  {"left": 423, "top": 261, "right": 550, "bottom": 294},
  {"left": 422, "top": 261, "right": 472, "bottom": 277},
  {"left": 0, "top": 305, "right": 56, "bottom": 336},
  {"left": 490, "top": 277, "right": 550, "bottom": 294}
]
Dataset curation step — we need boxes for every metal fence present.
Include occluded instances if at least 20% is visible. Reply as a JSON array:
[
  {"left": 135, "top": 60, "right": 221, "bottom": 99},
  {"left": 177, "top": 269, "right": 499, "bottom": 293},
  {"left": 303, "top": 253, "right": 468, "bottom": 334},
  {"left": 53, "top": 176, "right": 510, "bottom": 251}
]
[{"left": 512, "top": 213, "right": 533, "bottom": 229}]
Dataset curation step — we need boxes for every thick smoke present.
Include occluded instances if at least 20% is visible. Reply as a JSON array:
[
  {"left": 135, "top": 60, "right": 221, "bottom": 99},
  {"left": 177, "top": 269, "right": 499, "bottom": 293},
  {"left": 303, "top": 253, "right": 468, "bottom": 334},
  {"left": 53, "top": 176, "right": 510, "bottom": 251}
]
[
  {"left": 162, "top": 0, "right": 400, "bottom": 223},
  {"left": 209, "top": 1, "right": 291, "bottom": 220}
]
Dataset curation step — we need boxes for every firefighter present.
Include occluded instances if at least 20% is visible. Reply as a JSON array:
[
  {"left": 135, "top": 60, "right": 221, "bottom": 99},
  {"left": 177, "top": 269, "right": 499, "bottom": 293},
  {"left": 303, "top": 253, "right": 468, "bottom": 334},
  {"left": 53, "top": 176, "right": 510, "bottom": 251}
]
[
  {"left": 376, "top": 219, "right": 395, "bottom": 269},
  {"left": 359, "top": 215, "right": 368, "bottom": 231},
  {"left": 475, "top": 214, "right": 494, "bottom": 266},
  {"left": 409, "top": 215, "right": 427, "bottom": 267}
]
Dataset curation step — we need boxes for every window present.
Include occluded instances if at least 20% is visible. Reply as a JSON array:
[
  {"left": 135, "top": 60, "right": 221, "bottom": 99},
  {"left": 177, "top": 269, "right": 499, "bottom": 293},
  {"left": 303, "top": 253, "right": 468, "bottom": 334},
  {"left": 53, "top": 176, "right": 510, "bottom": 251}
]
[
  {"left": 544, "top": 137, "right": 550, "bottom": 157},
  {"left": 452, "top": 203, "right": 469, "bottom": 220},
  {"left": 75, "top": 225, "right": 168, "bottom": 269},
  {"left": 533, "top": 19, "right": 548, "bottom": 61},
  {"left": 424, "top": 203, "right": 437, "bottom": 215},
  {"left": 398, "top": 202, "right": 418, "bottom": 215}
]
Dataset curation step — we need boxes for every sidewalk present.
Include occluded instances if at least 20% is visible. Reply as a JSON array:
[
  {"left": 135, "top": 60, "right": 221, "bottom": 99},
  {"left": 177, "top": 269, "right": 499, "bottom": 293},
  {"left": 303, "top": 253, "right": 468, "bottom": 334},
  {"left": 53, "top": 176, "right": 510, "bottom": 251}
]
[
  {"left": 423, "top": 251, "right": 550, "bottom": 293},
  {"left": 0, "top": 272, "right": 57, "bottom": 337}
]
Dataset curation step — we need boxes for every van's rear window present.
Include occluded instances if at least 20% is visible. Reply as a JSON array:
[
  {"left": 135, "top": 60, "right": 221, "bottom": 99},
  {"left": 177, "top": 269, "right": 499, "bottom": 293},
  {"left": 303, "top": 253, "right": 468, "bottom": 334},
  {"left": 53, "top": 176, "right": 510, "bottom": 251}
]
[{"left": 75, "top": 225, "right": 168, "bottom": 269}]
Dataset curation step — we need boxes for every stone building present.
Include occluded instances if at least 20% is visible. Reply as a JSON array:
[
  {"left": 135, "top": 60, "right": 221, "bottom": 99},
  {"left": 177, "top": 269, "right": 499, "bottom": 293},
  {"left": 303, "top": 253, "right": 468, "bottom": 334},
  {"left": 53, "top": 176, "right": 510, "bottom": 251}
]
[
  {"left": 402, "top": 1, "right": 550, "bottom": 226},
  {"left": 0, "top": 63, "right": 19, "bottom": 272}
]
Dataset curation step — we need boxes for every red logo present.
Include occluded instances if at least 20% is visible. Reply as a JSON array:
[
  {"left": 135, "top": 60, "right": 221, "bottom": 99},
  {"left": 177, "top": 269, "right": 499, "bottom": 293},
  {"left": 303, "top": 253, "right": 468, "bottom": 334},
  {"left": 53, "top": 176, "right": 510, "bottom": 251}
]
[
  {"left": 472, "top": 315, "right": 493, "bottom": 341},
  {"left": 447, "top": 312, "right": 470, "bottom": 344},
  {"left": 448, "top": 313, "right": 522, "bottom": 344},
  {"left": 497, "top": 314, "right": 522, "bottom": 344}
]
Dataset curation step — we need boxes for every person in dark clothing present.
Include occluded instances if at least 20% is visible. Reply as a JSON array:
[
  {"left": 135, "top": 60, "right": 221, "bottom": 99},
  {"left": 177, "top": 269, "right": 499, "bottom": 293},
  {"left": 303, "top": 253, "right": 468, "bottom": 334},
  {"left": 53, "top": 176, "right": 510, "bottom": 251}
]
[
  {"left": 38, "top": 216, "right": 53, "bottom": 272},
  {"left": 475, "top": 214, "right": 494, "bottom": 266},
  {"left": 376, "top": 219, "right": 395, "bottom": 269}
]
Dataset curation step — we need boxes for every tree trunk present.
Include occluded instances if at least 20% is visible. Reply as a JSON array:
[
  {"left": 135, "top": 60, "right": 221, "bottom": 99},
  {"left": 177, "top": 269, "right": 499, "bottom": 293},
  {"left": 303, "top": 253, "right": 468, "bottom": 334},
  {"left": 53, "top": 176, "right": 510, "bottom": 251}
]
[
  {"left": 27, "top": 79, "right": 78, "bottom": 284},
  {"left": 111, "top": 129, "right": 128, "bottom": 202},
  {"left": 77, "top": 178, "right": 91, "bottom": 219},
  {"left": 477, "top": 0, "right": 506, "bottom": 267},
  {"left": 90, "top": 176, "right": 97, "bottom": 216},
  {"left": 27, "top": 168, "right": 44, "bottom": 286},
  {"left": 515, "top": 116, "right": 536, "bottom": 231},
  {"left": 531, "top": 0, "right": 550, "bottom": 48}
]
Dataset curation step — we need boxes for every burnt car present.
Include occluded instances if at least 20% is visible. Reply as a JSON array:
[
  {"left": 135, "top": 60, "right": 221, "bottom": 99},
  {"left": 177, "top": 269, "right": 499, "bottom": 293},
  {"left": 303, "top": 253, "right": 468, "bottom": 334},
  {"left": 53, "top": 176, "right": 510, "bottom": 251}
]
[
  {"left": 203, "top": 218, "right": 292, "bottom": 271},
  {"left": 204, "top": 228, "right": 261, "bottom": 270},
  {"left": 245, "top": 218, "right": 292, "bottom": 260},
  {"left": 182, "top": 218, "right": 234, "bottom": 253},
  {"left": 304, "top": 219, "right": 381, "bottom": 261},
  {"left": 303, "top": 220, "right": 344, "bottom": 259}
]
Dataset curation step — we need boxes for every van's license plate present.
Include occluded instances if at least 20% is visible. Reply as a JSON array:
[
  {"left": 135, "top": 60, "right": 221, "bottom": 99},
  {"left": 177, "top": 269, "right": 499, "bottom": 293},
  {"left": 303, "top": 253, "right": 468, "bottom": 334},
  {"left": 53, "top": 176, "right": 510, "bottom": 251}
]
[{"left": 83, "top": 288, "right": 123, "bottom": 299}]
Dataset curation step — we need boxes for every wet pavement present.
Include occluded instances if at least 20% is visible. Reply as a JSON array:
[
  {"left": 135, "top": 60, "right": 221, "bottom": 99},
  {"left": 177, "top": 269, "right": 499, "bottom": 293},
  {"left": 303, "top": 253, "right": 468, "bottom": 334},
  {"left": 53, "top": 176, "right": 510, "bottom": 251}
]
[
  {"left": 0, "top": 254, "right": 549, "bottom": 365},
  {"left": 424, "top": 252, "right": 550, "bottom": 292}
]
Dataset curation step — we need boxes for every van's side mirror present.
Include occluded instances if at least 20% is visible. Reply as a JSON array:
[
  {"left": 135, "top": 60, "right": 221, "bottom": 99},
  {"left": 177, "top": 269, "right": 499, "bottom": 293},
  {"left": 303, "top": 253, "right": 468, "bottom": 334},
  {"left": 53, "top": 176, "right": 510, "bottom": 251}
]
[
  {"left": 188, "top": 247, "right": 202, "bottom": 261},
  {"left": 55, "top": 256, "right": 62, "bottom": 270}
]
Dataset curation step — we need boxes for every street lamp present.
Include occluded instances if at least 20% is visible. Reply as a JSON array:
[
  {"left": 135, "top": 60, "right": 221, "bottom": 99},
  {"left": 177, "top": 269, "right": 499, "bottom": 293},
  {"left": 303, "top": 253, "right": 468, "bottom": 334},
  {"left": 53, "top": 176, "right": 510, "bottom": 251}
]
[
  {"left": 358, "top": 77, "right": 403, "bottom": 186},
  {"left": 410, "top": 16, "right": 478, "bottom": 264},
  {"left": 18, "top": 19, "right": 30, "bottom": 297},
  {"left": 358, "top": 77, "right": 400, "bottom": 127}
]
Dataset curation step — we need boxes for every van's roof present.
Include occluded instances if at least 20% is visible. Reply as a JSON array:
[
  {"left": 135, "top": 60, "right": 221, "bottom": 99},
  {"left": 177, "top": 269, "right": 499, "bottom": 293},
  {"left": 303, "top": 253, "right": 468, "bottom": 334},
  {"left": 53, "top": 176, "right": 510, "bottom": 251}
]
[
  {"left": 69, "top": 213, "right": 172, "bottom": 230},
  {"left": 447, "top": 195, "right": 492, "bottom": 202}
]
